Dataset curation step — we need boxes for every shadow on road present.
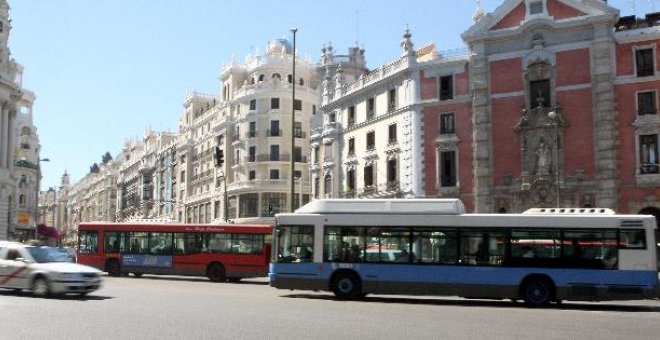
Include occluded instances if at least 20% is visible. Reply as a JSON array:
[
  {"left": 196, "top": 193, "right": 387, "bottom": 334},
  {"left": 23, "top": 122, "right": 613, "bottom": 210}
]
[
  {"left": 281, "top": 293, "right": 660, "bottom": 313},
  {"left": 105, "top": 274, "right": 269, "bottom": 285},
  {"left": 0, "top": 289, "right": 113, "bottom": 301}
]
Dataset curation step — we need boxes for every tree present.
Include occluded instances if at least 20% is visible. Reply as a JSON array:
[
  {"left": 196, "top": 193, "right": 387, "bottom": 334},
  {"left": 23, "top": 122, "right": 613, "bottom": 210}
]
[
  {"left": 90, "top": 163, "right": 100, "bottom": 173},
  {"left": 102, "top": 151, "right": 113, "bottom": 164}
]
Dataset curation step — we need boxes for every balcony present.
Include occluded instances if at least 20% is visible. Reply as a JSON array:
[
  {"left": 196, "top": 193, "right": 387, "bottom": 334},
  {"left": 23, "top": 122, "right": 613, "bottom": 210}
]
[{"left": 267, "top": 129, "right": 282, "bottom": 137}]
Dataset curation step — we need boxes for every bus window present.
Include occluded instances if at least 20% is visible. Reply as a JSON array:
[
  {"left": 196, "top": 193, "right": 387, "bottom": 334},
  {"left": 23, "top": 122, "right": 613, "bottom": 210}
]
[
  {"left": 232, "top": 234, "right": 264, "bottom": 254},
  {"left": 277, "top": 225, "right": 314, "bottom": 263},
  {"left": 413, "top": 230, "right": 458, "bottom": 264},
  {"left": 79, "top": 231, "right": 99, "bottom": 254},
  {"left": 563, "top": 229, "right": 617, "bottom": 269},
  {"left": 208, "top": 233, "right": 231, "bottom": 253},
  {"left": 366, "top": 228, "right": 410, "bottom": 263},
  {"left": 619, "top": 229, "right": 646, "bottom": 249},
  {"left": 510, "top": 229, "right": 562, "bottom": 262},
  {"left": 323, "top": 226, "right": 365, "bottom": 263},
  {"left": 104, "top": 232, "right": 124, "bottom": 253},
  {"left": 149, "top": 232, "right": 173, "bottom": 255},
  {"left": 128, "top": 232, "right": 149, "bottom": 253},
  {"left": 459, "top": 230, "right": 506, "bottom": 266}
]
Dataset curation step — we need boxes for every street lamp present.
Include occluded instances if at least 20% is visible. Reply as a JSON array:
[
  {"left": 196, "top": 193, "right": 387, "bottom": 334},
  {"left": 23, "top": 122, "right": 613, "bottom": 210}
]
[
  {"left": 289, "top": 28, "right": 297, "bottom": 213},
  {"left": 548, "top": 110, "right": 560, "bottom": 207}
]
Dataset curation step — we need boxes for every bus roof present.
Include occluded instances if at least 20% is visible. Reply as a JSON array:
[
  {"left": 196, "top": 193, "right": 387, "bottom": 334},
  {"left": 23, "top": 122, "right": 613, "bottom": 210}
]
[
  {"left": 78, "top": 222, "right": 272, "bottom": 234},
  {"left": 293, "top": 198, "right": 466, "bottom": 215}
]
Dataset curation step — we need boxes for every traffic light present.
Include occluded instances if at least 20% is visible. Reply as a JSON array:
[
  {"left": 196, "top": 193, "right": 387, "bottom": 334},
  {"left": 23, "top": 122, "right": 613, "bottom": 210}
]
[
  {"left": 213, "top": 146, "right": 224, "bottom": 167},
  {"left": 267, "top": 203, "right": 274, "bottom": 216}
]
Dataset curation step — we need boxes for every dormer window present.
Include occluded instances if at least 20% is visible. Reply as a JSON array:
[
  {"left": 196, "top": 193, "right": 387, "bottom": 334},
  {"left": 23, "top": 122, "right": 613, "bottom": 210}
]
[{"left": 528, "top": 0, "right": 544, "bottom": 15}]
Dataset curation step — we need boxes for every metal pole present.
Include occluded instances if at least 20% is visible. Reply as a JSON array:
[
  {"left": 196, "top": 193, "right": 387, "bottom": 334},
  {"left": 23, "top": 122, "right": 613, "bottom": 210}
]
[
  {"left": 290, "top": 28, "right": 297, "bottom": 212},
  {"left": 554, "top": 121, "right": 560, "bottom": 208},
  {"left": 223, "top": 175, "right": 228, "bottom": 222}
]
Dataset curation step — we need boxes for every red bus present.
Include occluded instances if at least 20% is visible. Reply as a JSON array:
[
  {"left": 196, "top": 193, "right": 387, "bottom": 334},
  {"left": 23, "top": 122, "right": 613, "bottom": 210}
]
[{"left": 77, "top": 222, "right": 272, "bottom": 282}]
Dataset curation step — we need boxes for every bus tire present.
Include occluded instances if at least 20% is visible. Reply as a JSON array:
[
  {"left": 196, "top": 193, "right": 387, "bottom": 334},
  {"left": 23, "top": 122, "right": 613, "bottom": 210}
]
[
  {"left": 520, "top": 277, "right": 554, "bottom": 307},
  {"left": 32, "top": 276, "right": 51, "bottom": 298},
  {"left": 331, "top": 272, "right": 362, "bottom": 300},
  {"left": 133, "top": 273, "right": 143, "bottom": 278},
  {"left": 105, "top": 259, "right": 121, "bottom": 277},
  {"left": 207, "top": 263, "right": 226, "bottom": 282}
]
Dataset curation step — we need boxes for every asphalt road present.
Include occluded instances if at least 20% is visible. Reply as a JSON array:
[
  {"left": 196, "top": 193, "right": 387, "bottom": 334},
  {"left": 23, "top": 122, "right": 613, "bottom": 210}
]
[{"left": 1, "top": 275, "right": 660, "bottom": 340}]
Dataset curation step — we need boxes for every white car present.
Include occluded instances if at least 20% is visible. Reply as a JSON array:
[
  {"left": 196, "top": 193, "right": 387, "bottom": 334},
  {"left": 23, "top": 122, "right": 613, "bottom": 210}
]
[{"left": 0, "top": 241, "right": 102, "bottom": 297}]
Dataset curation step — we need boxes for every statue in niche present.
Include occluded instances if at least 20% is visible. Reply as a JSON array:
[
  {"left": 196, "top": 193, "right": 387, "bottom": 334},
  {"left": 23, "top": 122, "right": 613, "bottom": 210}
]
[{"left": 536, "top": 139, "right": 551, "bottom": 176}]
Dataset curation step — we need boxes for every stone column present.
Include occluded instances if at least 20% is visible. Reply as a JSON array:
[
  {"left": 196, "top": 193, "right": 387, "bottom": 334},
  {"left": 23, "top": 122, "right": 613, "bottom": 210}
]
[
  {"left": 470, "top": 42, "right": 494, "bottom": 213},
  {"left": 591, "top": 24, "right": 618, "bottom": 209}
]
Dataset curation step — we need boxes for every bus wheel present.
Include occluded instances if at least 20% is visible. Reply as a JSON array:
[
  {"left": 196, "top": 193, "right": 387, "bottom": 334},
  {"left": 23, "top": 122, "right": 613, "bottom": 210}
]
[
  {"left": 521, "top": 278, "right": 553, "bottom": 307},
  {"left": 133, "top": 273, "right": 143, "bottom": 278},
  {"left": 331, "top": 272, "right": 362, "bottom": 300},
  {"left": 105, "top": 259, "right": 121, "bottom": 277},
  {"left": 208, "top": 263, "right": 226, "bottom": 282},
  {"left": 32, "top": 276, "right": 51, "bottom": 298}
]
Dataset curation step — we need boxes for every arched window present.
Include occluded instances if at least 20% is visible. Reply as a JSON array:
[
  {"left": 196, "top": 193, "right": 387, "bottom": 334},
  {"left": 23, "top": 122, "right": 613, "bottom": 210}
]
[
  {"left": 258, "top": 74, "right": 265, "bottom": 82},
  {"left": 272, "top": 73, "right": 281, "bottom": 80}
]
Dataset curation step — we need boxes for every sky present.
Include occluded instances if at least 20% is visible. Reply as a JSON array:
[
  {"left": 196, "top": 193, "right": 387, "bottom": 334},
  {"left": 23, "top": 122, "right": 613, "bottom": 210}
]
[{"left": 6, "top": 0, "right": 657, "bottom": 189}]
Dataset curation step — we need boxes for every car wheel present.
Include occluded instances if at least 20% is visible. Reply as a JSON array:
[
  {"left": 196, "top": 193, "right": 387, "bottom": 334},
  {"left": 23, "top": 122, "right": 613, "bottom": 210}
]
[{"left": 32, "top": 277, "right": 51, "bottom": 298}]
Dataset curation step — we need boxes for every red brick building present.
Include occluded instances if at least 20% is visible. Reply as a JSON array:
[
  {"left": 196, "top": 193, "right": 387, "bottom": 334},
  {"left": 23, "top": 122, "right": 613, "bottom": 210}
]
[{"left": 422, "top": 0, "right": 660, "bottom": 219}]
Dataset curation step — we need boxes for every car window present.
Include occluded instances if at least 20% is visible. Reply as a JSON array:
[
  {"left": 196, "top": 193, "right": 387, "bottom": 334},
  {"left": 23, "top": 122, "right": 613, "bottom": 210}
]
[{"left": 26, "top": 246, "right": 73, "bottom": 263}]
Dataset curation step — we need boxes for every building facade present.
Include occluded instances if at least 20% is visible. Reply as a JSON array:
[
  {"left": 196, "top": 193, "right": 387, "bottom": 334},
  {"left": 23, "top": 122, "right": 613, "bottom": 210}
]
[{"left": 0, "top": 0, "right": 42, "bottom": 240}]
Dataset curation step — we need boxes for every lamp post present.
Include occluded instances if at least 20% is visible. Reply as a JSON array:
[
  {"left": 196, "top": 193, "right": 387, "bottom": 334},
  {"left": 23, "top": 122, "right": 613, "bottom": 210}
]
[
  {"left": 289, "top": 28, "right": 297, "bottom": 213},
  {"left": 35, "top": 157, "right": 49, "bottom": 239},
  {"left": 548, "top": 110, "right": 560, "bottom": 207}
]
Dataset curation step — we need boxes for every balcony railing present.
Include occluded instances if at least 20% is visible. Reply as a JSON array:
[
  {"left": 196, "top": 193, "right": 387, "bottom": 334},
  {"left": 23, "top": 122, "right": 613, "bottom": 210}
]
[
  {"left": 640, "top": 163, "right": 660, "bottom": 174},
  {"left": 267, "top": 129, "right": 283, "bottom": 137}
]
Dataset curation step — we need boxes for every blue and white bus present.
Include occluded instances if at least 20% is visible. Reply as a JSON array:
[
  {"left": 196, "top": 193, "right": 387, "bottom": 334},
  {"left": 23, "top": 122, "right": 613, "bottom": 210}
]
[{"left": 268, "top": 199, "right": 659, "bottom": 306}]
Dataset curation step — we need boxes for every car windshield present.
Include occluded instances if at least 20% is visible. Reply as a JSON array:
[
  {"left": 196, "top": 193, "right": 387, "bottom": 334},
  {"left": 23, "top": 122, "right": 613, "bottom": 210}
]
[{"left": 26, "top": 246, "right": 74, "bottom": 263}]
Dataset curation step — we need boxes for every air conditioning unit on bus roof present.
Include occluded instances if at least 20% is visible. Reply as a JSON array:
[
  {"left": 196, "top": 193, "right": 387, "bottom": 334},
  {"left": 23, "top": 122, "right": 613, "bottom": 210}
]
[
  {"left": 522, "top": 208, "right": 615, "bottom": 215},
  {"left": 295, "top": 198, "right": 466, "bottom": 215}
]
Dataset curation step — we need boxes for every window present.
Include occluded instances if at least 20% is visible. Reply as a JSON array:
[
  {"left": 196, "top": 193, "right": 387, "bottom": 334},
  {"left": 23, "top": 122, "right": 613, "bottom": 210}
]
[
  {"left": 367, "top": 98, "right": 375, "bottom": 120},
  {"left": 636, "top": 48, "right": 654, "bottom": 77},
  {"left": 388, "top": 88, "right": 396, "bottom": 111},
  {"left": 459, "top": 230, "right": 507, "bottom": 266},
  {"left": 348, "top": 137, "right": 355, "bottom": 156},
  {"left": 529, "top": 79, "right": 550, "bottom": 108},
  {"left": 270, "top": 145, "right": 280, "bottom": 161},
  {"left": 312, "top": 147, "right": 319, "bottom": 163},
  {"left": 294, "top": 147, "right": 303, "bottom": 162},
  {"left": 440, "top": 75, "right": 454, "bottom": 100},
  {"left": 271, "top": 98, "right": 280, "bottom": 109},
  {"left": 314, "top": 177, "right": 320, "bottom": 198},
  {"left": 287, "top": 74, "right": 293, "bottom": 83},
  {"left": 294, "top": 99, "right": 302, "bottom": 111},
  {"left": 324, "top": 143, "right": 333, "bottom": 161},
  {"left": 249, "top": 121, "right": 257, "bottom": 137},
  {"left": 270, "top": 169, "right": 280, "bottom": 179},
  {"left": 529, "top": 1, "right": 543, "bottom": 15},
  {"left": 294, "top": 122, "right": 303, "bottom": 138},
  {"left": 329, "top": 112, "right": 336, "bottom": 123},
  {"left": 440, "top": 113, "right": 455, "bottom": 134},
  {"left": 258, "top": 74, "right": 265, "bottom": 82},
  {"left": 248, "top": 146, "right": 256, "bottom": 162},
  {"left": 348, "top": 106, "right": 355, "bottom": 127},
  {"left": 387, "top": 159, "right": 397, "bottom": 189},
  {"left": 388, "top": 124, "right": 397, "bottom": 144},
  {"left": 366, "top": 131, "right": 375, "bottom": 151},
  {"left": 269, "top": 120, "right": 280, "bottom": 136},
  {"left": 639, "top": 134, "right": 659, "bottom": 174},
  {"left": 364, "top": 164, "right": 374, "bottom": 187},
  {"left": 249, "top": 99, "right": 257, "bottom": 110},
  {"left": 324, "top": 174, "right": 332, "bottom": 196},
  {"left": 249, "top": 170, "right": 256, "bottom": 180},
  {"left": 79, "top": 231, "right": 99, "bottom": 254},
  {"left": 272, "top": 73, "right": 281, "bottom": 81},
  {"left": 440, "top": 151, "right": 457, "bottom": 187},
  {"left": 638, "top": 91, "right": 657, "bottom": 115},
  {"left": 294, "top": 170, "right": 302, "bottom": 179},
  {"left": 278, "top": 226, "right": 314, "bottom": 263},
  {"left": 240, "top": 193, "right": 258, "bottom": 218},
  {"left": 346, "top": 169, "right": 355, "bottom": 191}
]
